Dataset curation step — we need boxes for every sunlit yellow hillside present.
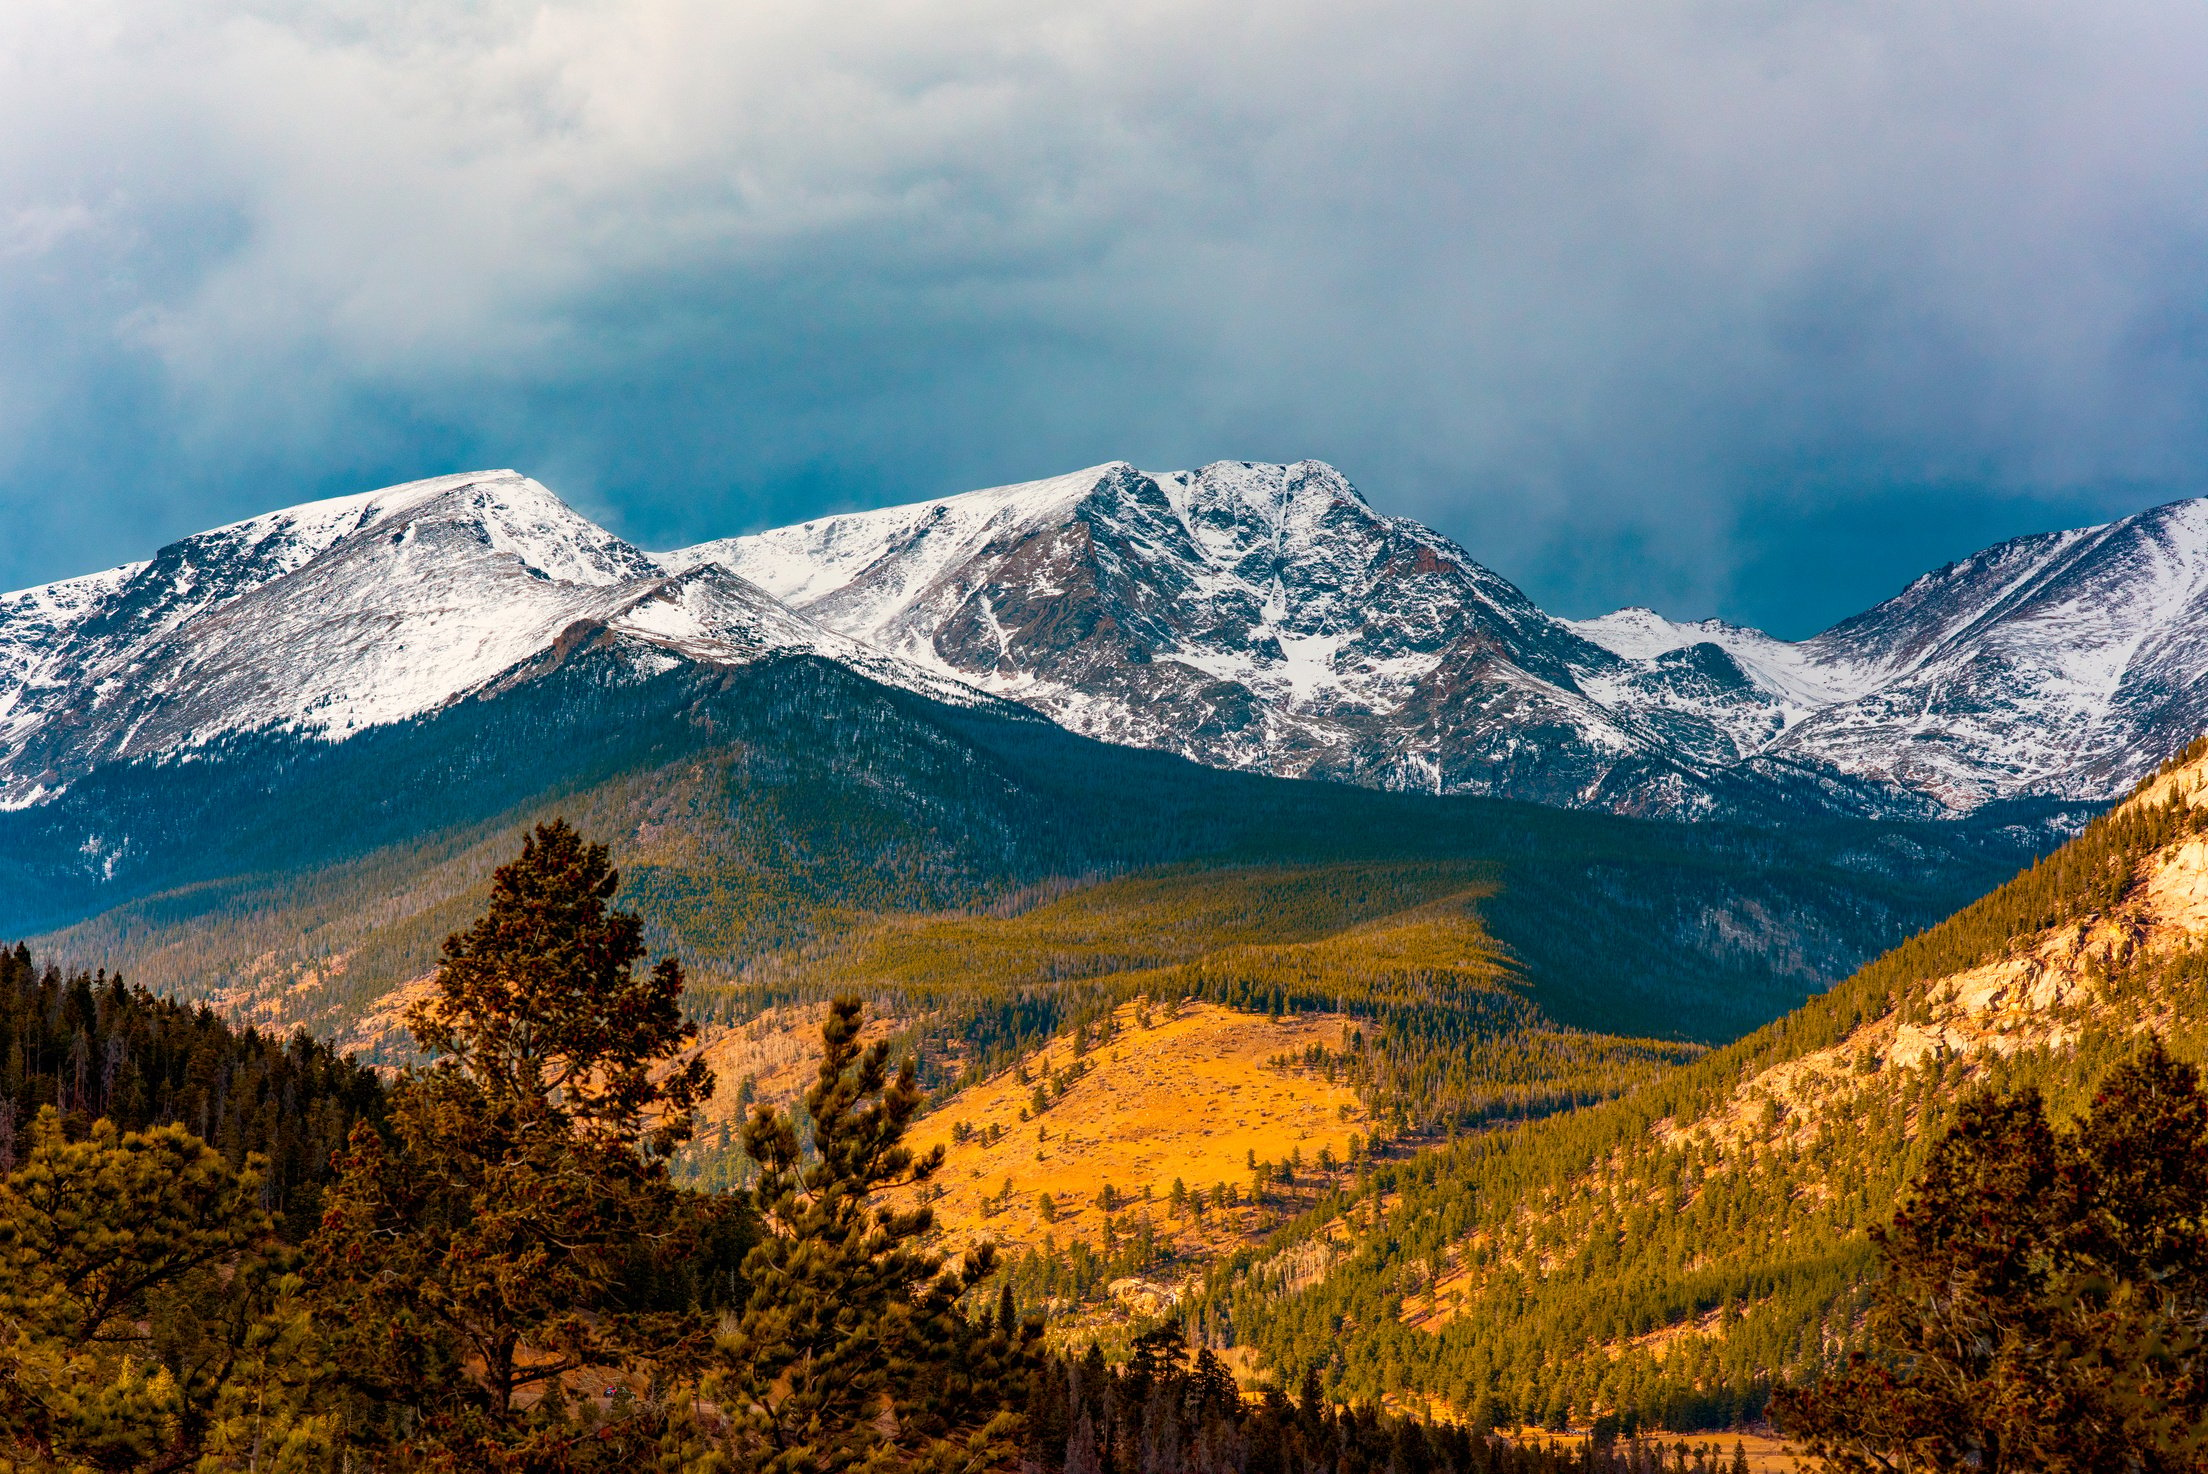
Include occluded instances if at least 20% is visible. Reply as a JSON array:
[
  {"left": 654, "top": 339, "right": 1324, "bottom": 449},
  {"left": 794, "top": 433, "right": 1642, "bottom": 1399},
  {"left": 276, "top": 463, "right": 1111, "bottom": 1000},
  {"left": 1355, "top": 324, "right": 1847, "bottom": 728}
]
[
  {"left": 672, "top": 857, "right": 1692, "bottom": 1268},
  {"left": 691, "top": 1000, "right": 912, "bottom": 1118},
  {"left": 903, "top": 998, "right": 1373, "bottom": 1261}
]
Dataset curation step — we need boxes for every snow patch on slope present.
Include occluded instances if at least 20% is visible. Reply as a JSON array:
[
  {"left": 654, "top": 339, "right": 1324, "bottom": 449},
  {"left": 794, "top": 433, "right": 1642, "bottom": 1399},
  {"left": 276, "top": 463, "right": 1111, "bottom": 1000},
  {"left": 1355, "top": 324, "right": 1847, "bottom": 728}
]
[
  {"left": 0, "top": 471, "right": 983, "bottom": 808},
  {"left": 663, "top": 464, "right": 1113, "bottom": 642},
  {"left": 1568, "top": 608, "right": 1873, "bottom": 718}
]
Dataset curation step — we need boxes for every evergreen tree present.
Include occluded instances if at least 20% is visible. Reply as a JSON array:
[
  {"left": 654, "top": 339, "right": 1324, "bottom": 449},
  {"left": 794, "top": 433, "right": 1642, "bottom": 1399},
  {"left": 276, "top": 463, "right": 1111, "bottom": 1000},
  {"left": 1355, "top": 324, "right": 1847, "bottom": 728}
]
[
  {"left": 708, "top": 996, "right": 1037, "bottom": 1472},
  {"left": 309, "top": 820, "right": 738, "bottom": 1467},
  {"left": 0, "top": 1108, "right": 323, "bottom": 1474},
  {"left": 402, "top": 822, "right": 708, "bottom": 1152},
  {"left": 1777, "top": 1041, "right": 2208, "bottom": 1473},
  {"left": 0, "top": 944, "right": 383, "bottom": 1232}
]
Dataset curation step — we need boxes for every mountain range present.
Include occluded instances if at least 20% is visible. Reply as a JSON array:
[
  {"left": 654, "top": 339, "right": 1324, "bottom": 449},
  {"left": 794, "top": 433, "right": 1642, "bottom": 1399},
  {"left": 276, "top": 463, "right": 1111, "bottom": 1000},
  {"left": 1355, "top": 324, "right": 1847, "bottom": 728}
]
[
  {"left": 672, "top": 458, "right": 2208, "bottom": 819},
  {"left": 7, "top": 460, "right": 2203, "bottom": 833},
  {"left": 0, "top": 470, "right": 974, "bottom": 816},
  {"left": 11, "top": 459, "right": 2208, "bottom": 1438}
]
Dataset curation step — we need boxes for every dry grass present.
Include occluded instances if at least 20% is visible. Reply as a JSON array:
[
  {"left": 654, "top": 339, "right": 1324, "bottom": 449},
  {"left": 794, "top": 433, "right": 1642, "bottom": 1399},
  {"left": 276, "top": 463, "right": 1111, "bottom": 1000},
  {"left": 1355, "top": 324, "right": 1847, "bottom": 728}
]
[
  {"left": 1495, "top": 1429, "right": 1800, "bottom": 1472},
  {"left": 685, "top": 1000, "right": 915, "bottom": 1128},
  {"left": 328, "top": 971, "right": 435, "bottom": 1059},
  {"left": 900, "top": 999, "right": 1373, "bottom": 1260}
]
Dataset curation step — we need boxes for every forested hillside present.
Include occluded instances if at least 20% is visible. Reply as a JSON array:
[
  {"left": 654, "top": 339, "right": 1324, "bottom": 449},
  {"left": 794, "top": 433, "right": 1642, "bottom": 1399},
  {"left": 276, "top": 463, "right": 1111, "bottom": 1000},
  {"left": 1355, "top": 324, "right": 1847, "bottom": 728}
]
[
  {"left": 0, "top": 849, "right": 1769, "bottom": 1474},
  {"left": 1201, "top": 739, "right": 2208, "bottom": 1431},
  {"left": 683, "top": 862, "right": 1697, "bottom": 1131},
  {"left": 5, "top": 624, "right": 2153, "bottom": 1451},
  {"left": 12, "top": 646, "right": 2076, "bottom": 1061},
  {"left": 0, "top": 943, "right": 383, "bottom": 1231},
  {"left": 670, "top": 873, "right": 1705, "bottom": 1321}
]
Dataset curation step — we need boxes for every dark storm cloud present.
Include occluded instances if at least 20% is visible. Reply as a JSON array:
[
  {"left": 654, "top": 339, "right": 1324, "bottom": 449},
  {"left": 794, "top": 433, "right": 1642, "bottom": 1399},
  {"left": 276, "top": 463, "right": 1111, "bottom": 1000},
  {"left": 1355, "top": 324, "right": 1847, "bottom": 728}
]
[{"left": 3, "top": 0, "right": 2206, "bottom": 635}]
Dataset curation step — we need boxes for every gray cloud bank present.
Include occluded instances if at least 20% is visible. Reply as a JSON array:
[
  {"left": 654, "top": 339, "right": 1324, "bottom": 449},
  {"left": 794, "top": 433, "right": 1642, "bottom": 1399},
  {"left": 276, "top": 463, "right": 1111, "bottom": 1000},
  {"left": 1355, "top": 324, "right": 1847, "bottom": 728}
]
[{"left": 3, "top": 0, "right": 2206, "bottom": 635}]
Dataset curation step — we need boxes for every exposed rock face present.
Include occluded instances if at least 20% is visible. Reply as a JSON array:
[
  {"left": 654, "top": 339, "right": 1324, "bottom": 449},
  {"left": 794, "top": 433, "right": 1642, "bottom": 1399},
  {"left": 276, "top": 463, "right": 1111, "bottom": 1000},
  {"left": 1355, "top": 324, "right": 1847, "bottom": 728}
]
[
  {"left": 0, "top": 471, "right": 978, "bottom": 810},
  {"left": 676, "top": 460, "right": 2208, "bottom": 818},
  {"left": 1691, "top": 752, "right": 2208, "bottom": 1146},
  {"left": 8, "top": 458, "right": 2204, "bottom": 822}
]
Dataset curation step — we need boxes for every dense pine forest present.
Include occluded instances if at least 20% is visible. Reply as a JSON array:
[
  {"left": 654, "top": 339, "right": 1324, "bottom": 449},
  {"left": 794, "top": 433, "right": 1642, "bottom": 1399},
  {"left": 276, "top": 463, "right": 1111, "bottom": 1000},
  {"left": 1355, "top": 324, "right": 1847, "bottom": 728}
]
[
  {"left": 0, "top": 942, "right": 383, "bottom": 1228},
  {"left": 9, "top": 790, "right": 2208, "bottom": 1472},
  {"left": 1202, "top": 741, "right": 2208, "bottom": 1431}
]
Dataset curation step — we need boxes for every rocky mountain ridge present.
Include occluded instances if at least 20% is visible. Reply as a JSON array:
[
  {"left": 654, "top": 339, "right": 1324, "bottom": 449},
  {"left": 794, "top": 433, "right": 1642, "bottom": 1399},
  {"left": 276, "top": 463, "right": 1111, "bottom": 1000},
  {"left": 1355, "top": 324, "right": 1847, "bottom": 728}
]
[
  {"left": 1679, "top": 750, "right": 2208, "bottom": 1160},
  {"left": 676, "top": 459, "right": 2208, "bottom": 818},
  {"left": 0, "top": 471, "right": 980, "bottom": 811},
  {"left": 7, "top": 459, "right": 2204, "bottom": 822}
]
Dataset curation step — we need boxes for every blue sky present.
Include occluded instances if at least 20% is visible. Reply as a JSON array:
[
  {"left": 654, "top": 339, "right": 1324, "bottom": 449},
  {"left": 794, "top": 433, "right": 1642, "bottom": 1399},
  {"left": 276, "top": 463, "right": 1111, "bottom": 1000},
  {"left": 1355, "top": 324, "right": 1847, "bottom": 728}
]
[{"left": 3, "top": 0, "right": 2206, "bottom": 637}]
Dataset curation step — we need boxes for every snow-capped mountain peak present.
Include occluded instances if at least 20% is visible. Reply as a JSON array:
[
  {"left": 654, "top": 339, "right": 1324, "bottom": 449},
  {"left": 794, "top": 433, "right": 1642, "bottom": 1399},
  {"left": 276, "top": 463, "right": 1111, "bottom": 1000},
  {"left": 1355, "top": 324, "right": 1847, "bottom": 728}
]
[
  {"left": 1566, "top": 607, "right": 1874, "bottom": 718},
  {"left": 1771, "top": 496, "right": 2208, "bottom": 807},
  {"left": 671, "top": 465, "right": 2208, "bottom": 818},
  {"left": 666, "top": 463, "right": 1127, "bottom": 643},
  {"left": 1567, "top": 607, "right": 1748, "bottom": 662},
  {"left": 9, "top": 461, "right": 2205, "bottom": 824},
  {"left": 666, "top": 460, "right": 1674, "bottom": 807},
  {"left": 0, "top": 471, "right": 968, "bottom": 810}
]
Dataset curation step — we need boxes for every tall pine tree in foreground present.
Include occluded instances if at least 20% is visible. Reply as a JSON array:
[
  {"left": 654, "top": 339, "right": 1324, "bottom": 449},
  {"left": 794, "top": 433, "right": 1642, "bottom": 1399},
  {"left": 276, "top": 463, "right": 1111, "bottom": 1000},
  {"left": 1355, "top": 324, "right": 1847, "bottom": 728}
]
[
  {"left": 710, "top": 995, "right": 1039, "bottom": 1473},
  {"left": 309, "top": 820, "right": 743, "bottom": 1469}
]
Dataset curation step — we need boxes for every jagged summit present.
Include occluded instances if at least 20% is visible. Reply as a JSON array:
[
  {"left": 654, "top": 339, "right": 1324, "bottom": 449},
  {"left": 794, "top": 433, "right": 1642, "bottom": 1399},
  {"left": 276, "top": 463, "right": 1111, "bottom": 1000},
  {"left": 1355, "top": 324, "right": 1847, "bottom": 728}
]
[
  {"left": 1772, "top": 497, "right": 2208, "bottom": 807},
  {"left": 0, "top": 470, "right": 969, "bottom": 810},
  {"left": 666, "top": 458, "right": 1651, "bottom": 807},
  {"left": 8, "top": 461, "right": 2205, "bottom": 821},
  {"left": 665, "top": 459, "right": 1389, "bottom": 649},
  {"left": 1556, "top": 499, "right": 2208, "bottom": 810},
  {"left": 673, "top": 460, "right": 2208, "bottom": 817}
]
